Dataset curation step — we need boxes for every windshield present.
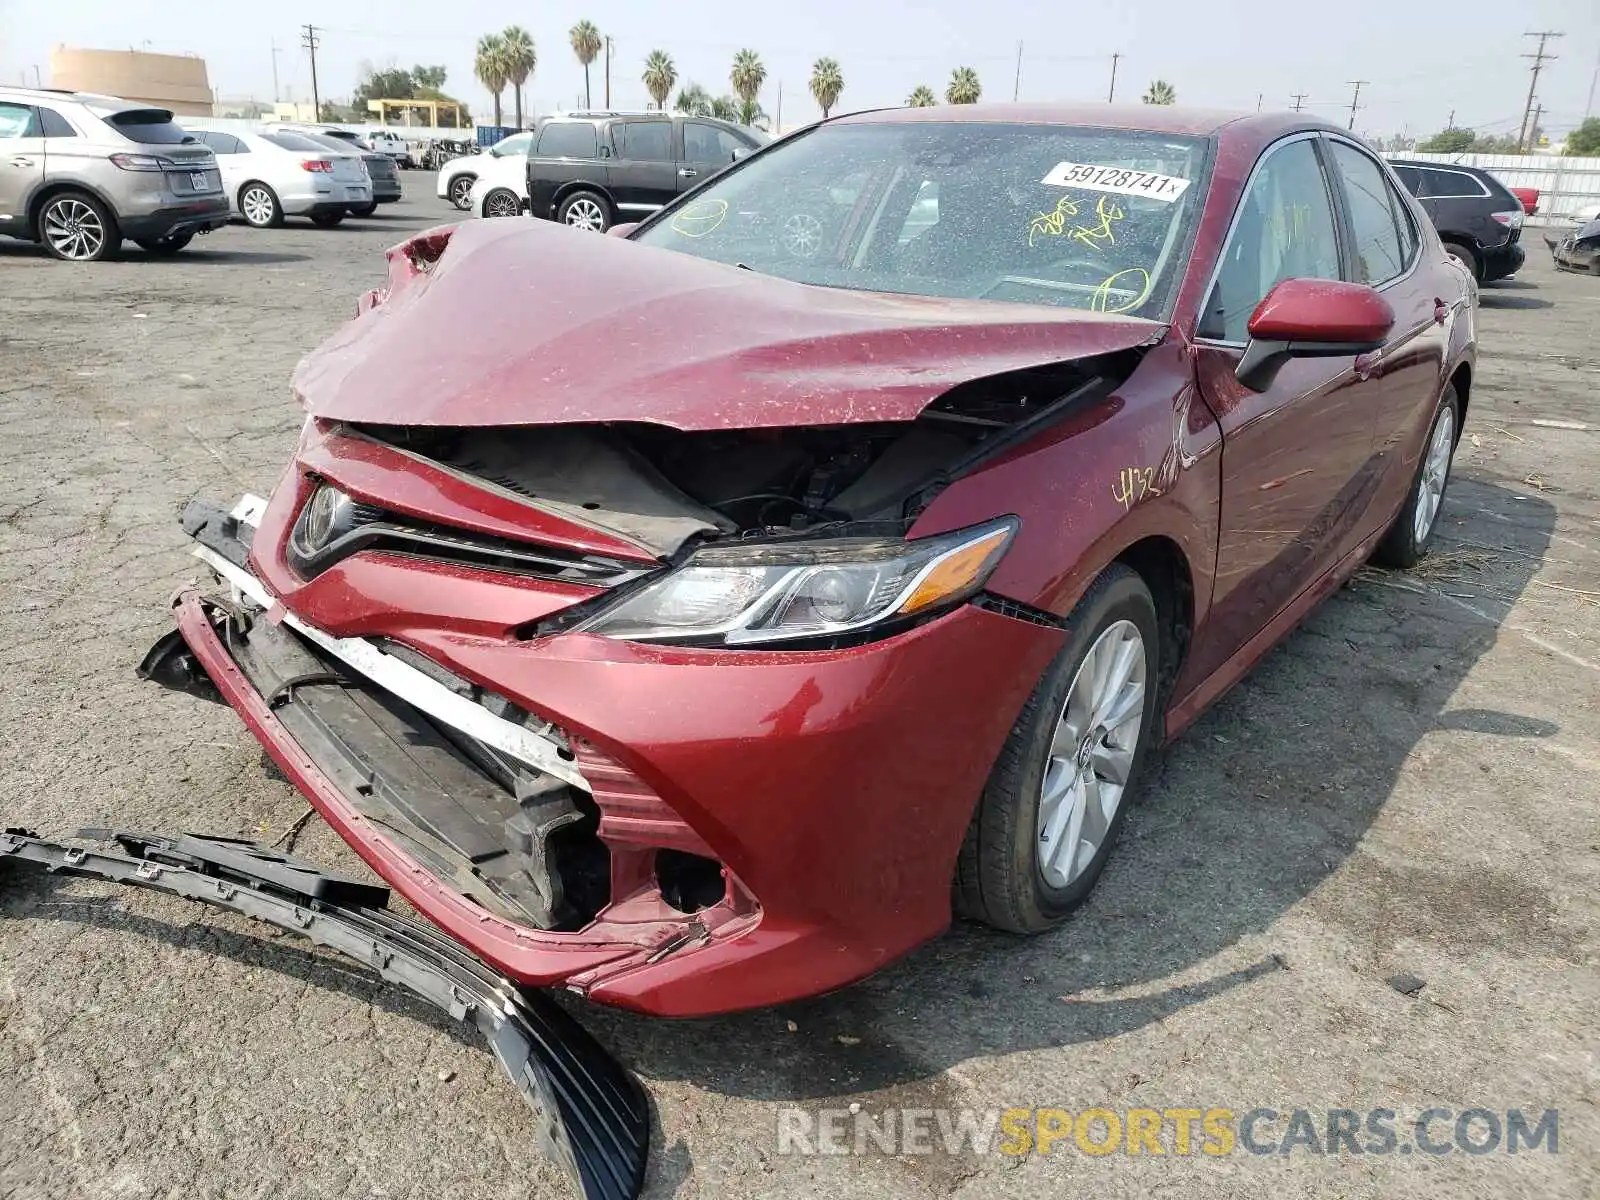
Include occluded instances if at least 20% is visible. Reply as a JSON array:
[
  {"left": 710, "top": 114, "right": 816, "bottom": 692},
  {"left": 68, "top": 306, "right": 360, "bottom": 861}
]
[{"left": 634, "top": 121, "right": 1209, "bottom": 316}]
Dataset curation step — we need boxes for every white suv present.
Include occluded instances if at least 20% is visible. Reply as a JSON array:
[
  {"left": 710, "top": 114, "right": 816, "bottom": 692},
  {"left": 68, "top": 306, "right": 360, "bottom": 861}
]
[
  {"left": 0, "top": 86, "right": 227, "bottom": 260},
  {"left": 437, "top": 130, "right": 532, "bottom": 209}
]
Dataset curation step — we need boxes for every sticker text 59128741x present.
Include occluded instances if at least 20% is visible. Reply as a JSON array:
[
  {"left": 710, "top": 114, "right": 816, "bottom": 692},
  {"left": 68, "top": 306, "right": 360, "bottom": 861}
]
[{"left": 1041, "top": 162, "right": 1192, "bottom": 202}]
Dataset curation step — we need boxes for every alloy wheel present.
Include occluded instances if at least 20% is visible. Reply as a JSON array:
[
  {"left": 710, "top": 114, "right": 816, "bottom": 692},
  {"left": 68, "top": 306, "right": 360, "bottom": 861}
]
[
  {"left": 1036, "top": 620, "right": 1147, "bottom": 889},
  {"left": 1413, "top": 405, "right": 1455, "bottom": 544},
  {"left": 241, "top": 187, "right": 275, "bottom": 227},
  {"left": 486, "top": 191, "right": 522, "bottom": 218},
  {"left": 42, "top": 198, "right": 106, "bottom": 261},
  {"left": 564, "top": 197, "right": 605, "bottom": 230},
  {"left": 449, "top": 177, "right": 475, "bottom": 209}
]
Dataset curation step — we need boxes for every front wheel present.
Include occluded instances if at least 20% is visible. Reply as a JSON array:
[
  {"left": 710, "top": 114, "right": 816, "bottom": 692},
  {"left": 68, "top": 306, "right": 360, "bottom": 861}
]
[
  {"left": 134, "top": 231, "right": 194, "bottom": 255},
  {"left": 448, "top": 175, "right": 476, "bottom": 209},
  {"left": 558, "top": 190, "right": 610, "bottom": 232},
  {"left": 1371, "top": 387, "right": 1460, "bottom": 569},
  {"left": 38, "top": 192, "right": 120, "bottom": 261},
  {"left": 954, "top": 564, "right": 1162, "bottom": 933},
  {"left": 309, "top": 211, "right": 345, "bottom": 228}
]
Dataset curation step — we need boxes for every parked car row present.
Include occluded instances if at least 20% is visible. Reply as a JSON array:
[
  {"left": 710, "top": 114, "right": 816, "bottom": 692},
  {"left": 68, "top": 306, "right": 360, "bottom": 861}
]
[
  {"left": 438, "top": 113, "right": 767, "bottom": 233},
  {"left": 0, "top": 87, "right": 409, "bottom": 259}
]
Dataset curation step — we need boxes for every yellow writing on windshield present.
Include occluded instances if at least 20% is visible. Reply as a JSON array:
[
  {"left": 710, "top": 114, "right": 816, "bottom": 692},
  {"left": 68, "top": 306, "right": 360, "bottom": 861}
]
[
  {"left": 1090, "top": 267, "right": 1153, "bottom": 314},
  {"left": 1069, "top": 195, "right": 1125, "bottom": 252},
  {"left": 1028, "top": 195, "right": 1082, "bottom": 247},
  {"left": 671, "top": 198, "right": 729, "bottom": 238}
]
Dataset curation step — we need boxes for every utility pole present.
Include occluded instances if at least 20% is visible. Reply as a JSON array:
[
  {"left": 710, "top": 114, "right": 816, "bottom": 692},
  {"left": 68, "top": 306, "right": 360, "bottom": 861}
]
[
  {"left": 1256, "top": 93, "right": 1263, "bottom": 112},
  {"left": 604, "top": 37, "right": 612, "bottom": 108},
  {"left": 1446, "top": 108, "right": 1455, "bottom": 129},
  {"left": 1290, "top": 92, "right": 1308, "bottom": 112},
  {"left": 1013, "top": 41, "right": 1023, "bottom": 102},
  {"left": 301, "top": 25, "right": 321, "bottom": 118},
  {"left": 1529, "top": 102, "right": 1544, "bottom": 149},
  {"left": 1346, "top": 80, "right": 1366, "bottom": 130},
  {"left": 1517, "top": 31, "right": 1563, "bottom": 151},
  {"left": 1107, "top": 53, "right": 1120, "bottom": 104},
  {"left": 270, "top": 40, "right": 281, "bottom": 103},
  {"left": 775, "top": 80, "right": 783, "bottom": 132}
]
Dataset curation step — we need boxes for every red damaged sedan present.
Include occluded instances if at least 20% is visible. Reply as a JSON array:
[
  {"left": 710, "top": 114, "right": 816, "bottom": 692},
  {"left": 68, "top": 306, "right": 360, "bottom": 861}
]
[{"left": 145, "top": 105, "right": 1474, "bottom": 1018}]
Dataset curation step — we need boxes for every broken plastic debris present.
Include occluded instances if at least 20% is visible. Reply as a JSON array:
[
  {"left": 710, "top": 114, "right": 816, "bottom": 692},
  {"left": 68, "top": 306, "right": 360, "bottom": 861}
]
[{"left": 1386, "top": 973, "right": 1425, "bottom": 997}]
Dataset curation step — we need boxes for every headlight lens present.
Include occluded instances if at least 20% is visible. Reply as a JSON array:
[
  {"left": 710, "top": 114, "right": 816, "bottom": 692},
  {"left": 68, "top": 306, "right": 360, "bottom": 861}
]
[
  {"left": 577, "top": 519, "right": 1017, "bottom": 646},
  {"left": 289, "top": 484, "right": 372, "bottom": 575}
]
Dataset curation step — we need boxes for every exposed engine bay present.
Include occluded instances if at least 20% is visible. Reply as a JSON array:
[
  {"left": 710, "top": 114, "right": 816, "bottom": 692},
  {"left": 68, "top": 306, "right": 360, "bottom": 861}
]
[{"left": 350, "top": 351, "right": 1136, "bottom": 560}]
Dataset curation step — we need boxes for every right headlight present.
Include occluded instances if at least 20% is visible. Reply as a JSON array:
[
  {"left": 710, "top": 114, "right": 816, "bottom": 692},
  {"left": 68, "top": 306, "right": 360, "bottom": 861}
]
[{"left": 574, "top": 518, "right": 1017, "bottom": 646}]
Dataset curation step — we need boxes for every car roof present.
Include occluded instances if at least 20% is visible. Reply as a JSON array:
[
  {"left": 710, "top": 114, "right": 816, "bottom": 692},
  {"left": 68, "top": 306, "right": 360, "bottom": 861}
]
[
  {"left": 0, "top": 86, "right": 156, "bottom": 116},
  {"left": 835, "top": 103, "right": 1334, "bottom": 141}
]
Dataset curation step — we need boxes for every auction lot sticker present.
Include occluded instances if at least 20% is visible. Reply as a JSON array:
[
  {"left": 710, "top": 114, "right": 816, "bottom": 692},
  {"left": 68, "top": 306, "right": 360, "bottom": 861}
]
[{"left": 1041, "top": 162, "right": 1191, "bottom": 201}]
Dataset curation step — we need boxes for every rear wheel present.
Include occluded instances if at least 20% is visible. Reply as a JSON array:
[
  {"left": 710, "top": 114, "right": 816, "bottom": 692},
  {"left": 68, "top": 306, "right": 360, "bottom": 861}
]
[
  {"left": 954, "top": 564, "right": 1162, "bottom": 932},
  {"left": 448, "top": 175, "right": 476, "bottom": 209},
  {"left": 38, "top": 191, "right": 119, "bottom": 261},
  {"left": 1443, "top": 240, "right": 1481, "bottom": 281},
  {"left": 558, "top": 189, "right": 610, "bottom": 232},
  {"left": 134, "top": 231, "right": 194, "bottom": 255},
  {"left": 482, "top": 188, "right": 522, "bottom": 218},
  {"left": 309, "top": 211, "right": 345, "bottom": 228},
  {"left": 1372, "top": 386, "right": 1460, "bottom": 569},
  {"left": 239, "top": 183, "right": 283, "bottom": 229},
  {"left": 349, "top": 202, "right": 378, "bottom": 217}
]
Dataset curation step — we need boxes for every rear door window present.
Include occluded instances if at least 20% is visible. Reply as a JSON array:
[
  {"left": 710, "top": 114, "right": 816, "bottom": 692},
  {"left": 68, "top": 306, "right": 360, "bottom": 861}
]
[
  {"left": 536, "top": 122, "right": 598, "bottom": 159},
  {"left": 618, "top": 120, "right": 672, "bottom": 161},
  {"left": 683, "top": 121, "right": 744, "bottom": 164},
  {"left": 1388, "top": 164, "right": 1421, "bottom": 194},
  {"left": 105, "top": 109, "right": 196, "bottom": 145},
  {"left": 1417, "top": 168, "right": 1487, "bottom": 198},
  {"left": 1327, "top": 141, "right": 1408, "bottom": 285}
]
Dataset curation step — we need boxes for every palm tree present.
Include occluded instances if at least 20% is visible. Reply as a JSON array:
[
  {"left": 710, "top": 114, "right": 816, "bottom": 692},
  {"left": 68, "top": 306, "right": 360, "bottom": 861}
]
[
  {"left": 569, "top": 21, "right": 602, "bottom": 110},
  {"left": 946, "top": 67, "right": 981, "bottom": 105},
  {"left": 736, "top": 97, "right": 767, "bottom": 128},
  {"left": 710, "top": 95, "right": 740, "bottom": 122},
  {"left": 475, "top": 33, "right": 509, "bottom": 127},
  {"left": 643, "top": 50, "right": 677, "bottom": 111},
  {"left": 810, "top": 57, "right": 843, "bottom": 118},
  {"left": 731, "top": 49, "right": 766, "bottom": 112},
  {"left": 1142, "top": 79, "right": 1176, "bottom": 105},
  {"left": 500, "top": 26, "right": 536, "bottom": 129},
  {"left": 674, "top": 83, "right": 712, "bottom": 117},
  {"left": 907, "top": 85, "right": 937, "bottom": 108}
]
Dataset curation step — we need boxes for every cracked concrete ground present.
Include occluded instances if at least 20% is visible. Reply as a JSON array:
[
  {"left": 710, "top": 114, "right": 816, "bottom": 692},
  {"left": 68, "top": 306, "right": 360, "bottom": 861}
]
[{"left": 1, "top": 180, "right": 1596, "bottom": 1200}]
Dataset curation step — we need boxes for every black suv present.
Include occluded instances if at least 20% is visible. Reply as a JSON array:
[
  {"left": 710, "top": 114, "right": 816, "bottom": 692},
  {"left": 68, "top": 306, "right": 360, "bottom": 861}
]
[
  {"left": 1387, "top": 159, "right": 1526, "bottom": 282},
  {"left": 523, "top": 112, "right": 766, "bottom": 232}
]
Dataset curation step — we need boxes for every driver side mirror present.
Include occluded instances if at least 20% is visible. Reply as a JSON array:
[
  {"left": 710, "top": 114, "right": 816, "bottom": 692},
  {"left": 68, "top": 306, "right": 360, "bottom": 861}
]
[
  {"left": 608, "top": 222, "right": 638, "bottom": 239},
  {"left": 1236, "top": 278, "right": 1395, "bottom": 392},
  {"left": 731, "top": 145, "right": 753, "bottom": 162}
]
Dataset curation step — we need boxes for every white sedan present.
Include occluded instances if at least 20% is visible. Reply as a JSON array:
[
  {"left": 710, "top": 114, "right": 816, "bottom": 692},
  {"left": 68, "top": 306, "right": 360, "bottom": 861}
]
[
  {"left": 437, "top": 131, "right": 532, "bottom": 210},
  {"left": 468, "top": 153, "right": 530, "bottom": 219},
  {"left": 191, "top": 129, "right": 371, "bottom": 228}
]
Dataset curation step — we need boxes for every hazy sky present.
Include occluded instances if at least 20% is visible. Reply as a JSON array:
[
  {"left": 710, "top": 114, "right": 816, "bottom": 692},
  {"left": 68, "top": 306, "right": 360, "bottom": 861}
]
[{"left": 3, "top": 0, "right": 1596, "bottom": 138}]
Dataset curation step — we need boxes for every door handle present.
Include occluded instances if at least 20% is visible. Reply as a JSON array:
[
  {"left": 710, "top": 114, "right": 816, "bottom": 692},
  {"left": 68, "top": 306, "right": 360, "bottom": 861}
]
[
  {"left": 1433, "top": 297, "right": 1449, "bottom": 324},
  {"left": 1354, "top": 351, "right": 1382, "bottom": 380},
  {"left": 678, "top": 167, "right": 698, "bottom": 178},
  {"left": 10, "top": 156, "right": 36, "bottom": 167}
]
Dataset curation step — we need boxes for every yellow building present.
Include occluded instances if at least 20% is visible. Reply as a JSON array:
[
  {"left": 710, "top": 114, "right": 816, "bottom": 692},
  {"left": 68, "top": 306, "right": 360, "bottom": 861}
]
[{"left": 48, "top": 47, "right": 213, "bottom": 116}]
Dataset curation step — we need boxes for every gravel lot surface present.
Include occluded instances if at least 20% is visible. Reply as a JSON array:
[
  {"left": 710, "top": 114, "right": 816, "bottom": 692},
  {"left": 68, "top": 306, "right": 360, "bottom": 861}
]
[{"left": 2, "top": 178, "right": 1596, "bottom": 1200}]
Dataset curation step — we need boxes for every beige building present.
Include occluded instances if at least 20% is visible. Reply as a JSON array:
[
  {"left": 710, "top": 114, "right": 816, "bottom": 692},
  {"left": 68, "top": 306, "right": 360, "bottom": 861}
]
[{"left": 48, "top": 47, "right": 213, "bottom": 116}]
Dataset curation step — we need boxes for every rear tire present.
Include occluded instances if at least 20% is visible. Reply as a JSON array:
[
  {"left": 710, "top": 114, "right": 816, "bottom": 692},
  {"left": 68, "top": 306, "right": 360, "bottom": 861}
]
[
  {"left": 239, "top": 182, "right": 284, "bottom": 229},
  {"left": 37, "top": 191, "right": 120, "bottom": 261},
  {"left": 1372, "top": 387, "right": 1460, "bottom": 569},
  {"left": 1443, "top": 240, "right": 1481, "bottom": 281},
  {"left": 954, "top": 564, "right": 1162, "bottom": 933},
  {"left": 558, "top": 189, "right": 610, "bottom": 232},
  {"left": 134, "top": 231, "right": 194, "bottom": 255},
  {"left": 309, "top": 211, "right": 346, "bottom": 228},
  {"left": 349, "top": 202, "right": 378, "bottom": 217}
]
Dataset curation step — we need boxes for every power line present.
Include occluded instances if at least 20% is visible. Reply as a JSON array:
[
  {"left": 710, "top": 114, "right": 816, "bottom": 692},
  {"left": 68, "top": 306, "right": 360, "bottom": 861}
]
[
  {"left": 1290, "top": 92, "right": 1308, "bottom": 112},
  {"left": 1518, "top": 31, "right": 1562, "bottom": 151},
  {"left": 301, "top": 24, "right": 321, "bottom": 116},
  {"left": 1346, "top": 80, "right": 1367, "bottom": 130}
]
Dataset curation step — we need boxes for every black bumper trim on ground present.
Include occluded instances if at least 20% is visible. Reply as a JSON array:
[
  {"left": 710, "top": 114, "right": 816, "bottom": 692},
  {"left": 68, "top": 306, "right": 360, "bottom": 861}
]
[{"left": 0, "top": 828, "right": 649, "bottom": 1200}]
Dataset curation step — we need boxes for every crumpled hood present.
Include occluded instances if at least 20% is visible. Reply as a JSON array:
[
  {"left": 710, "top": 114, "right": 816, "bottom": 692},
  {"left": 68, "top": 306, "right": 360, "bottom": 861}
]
[{"left": 294, "top": 217, "right": 1166, "bottom": 430}]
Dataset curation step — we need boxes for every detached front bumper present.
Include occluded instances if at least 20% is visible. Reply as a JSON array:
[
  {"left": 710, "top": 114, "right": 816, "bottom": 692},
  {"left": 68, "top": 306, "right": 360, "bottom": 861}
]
[{"left": 151, "top": 496, "right": 1062, "bottom": 1015}]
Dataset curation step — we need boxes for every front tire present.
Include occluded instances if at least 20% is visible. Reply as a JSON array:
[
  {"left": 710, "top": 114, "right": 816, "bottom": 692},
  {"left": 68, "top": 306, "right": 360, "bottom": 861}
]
[
  {"left": 239, "top": 182, "right": 283, "bottom": 229},
  {"left": 954, "top": 564, "right": 1162, "bottom": 933},
  {"left": 448, "top": 175, "right": 476, "bottom": 209},
  {"left": 38, "top": 191, "right": 119, "bottom": 261},
  {"left": 558, "top": 189, "right": 610, "bottom": 232},
  {"left": 1372, "top": 387, "right": 1460, "bottom": 569}
]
